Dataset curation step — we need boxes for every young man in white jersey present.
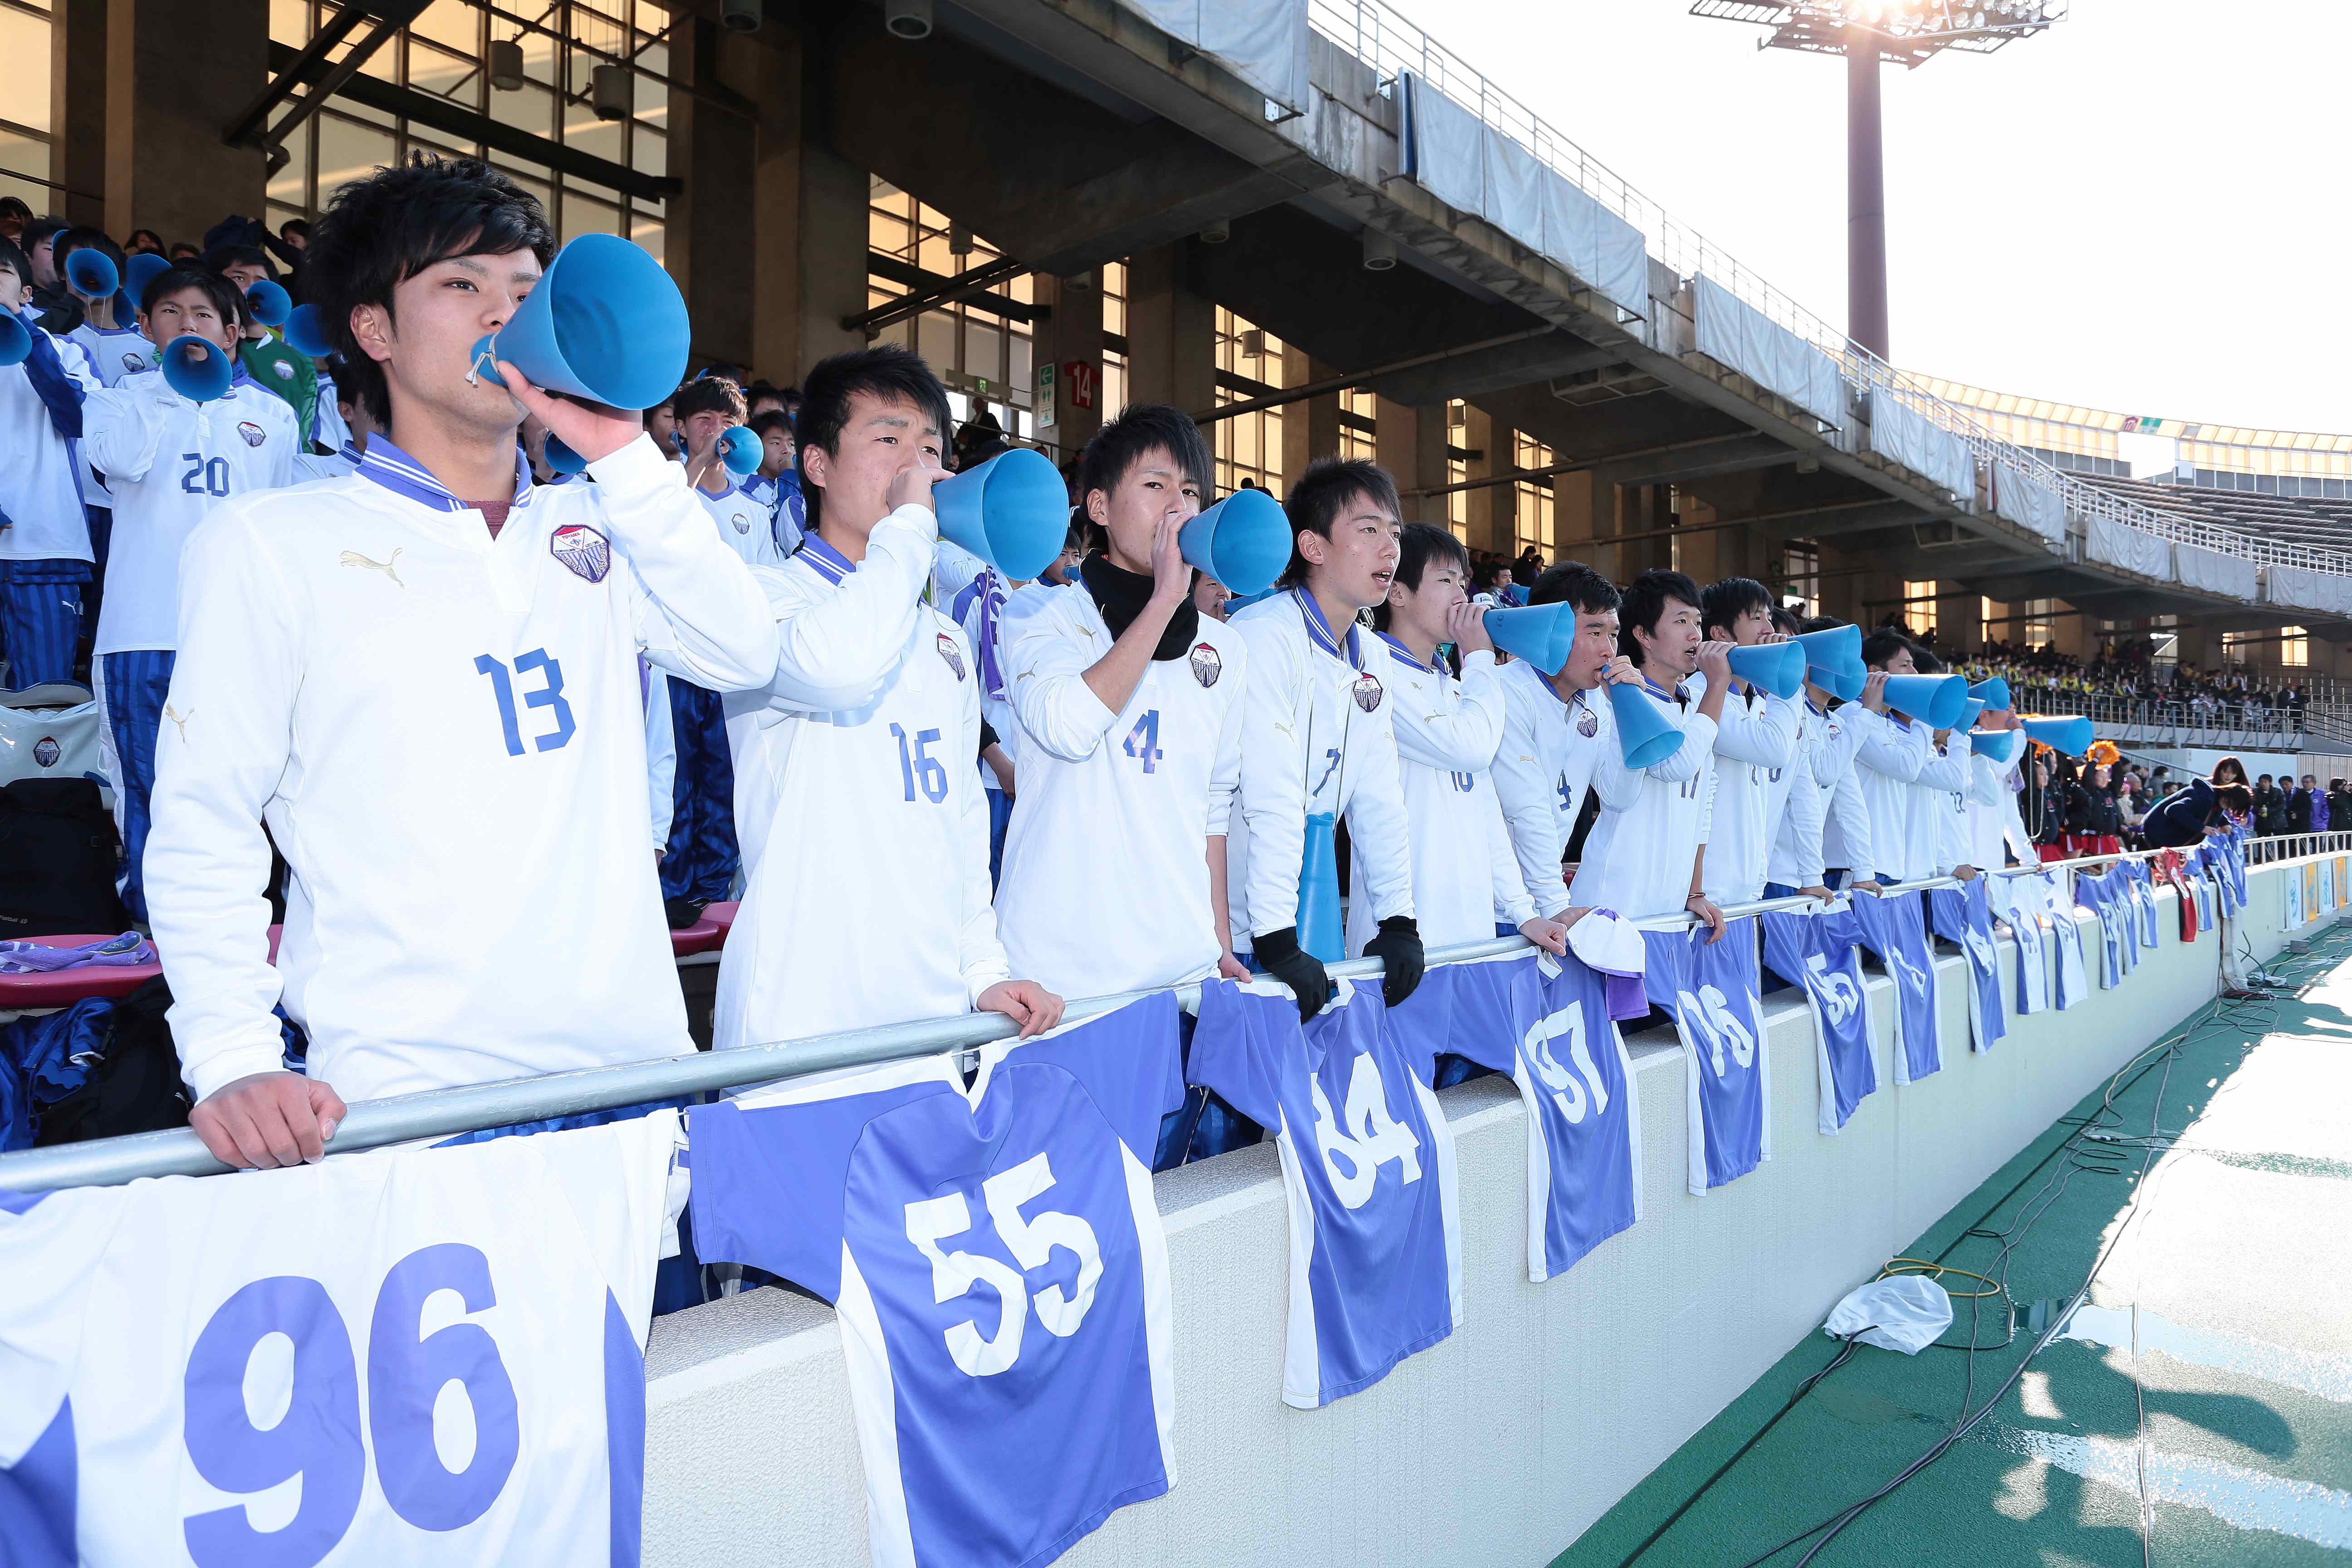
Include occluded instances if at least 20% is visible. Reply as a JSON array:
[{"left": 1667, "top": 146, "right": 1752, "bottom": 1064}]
[
  {"left": 82, "top": 266, "right": 300, "bottom": 922},
  {"left": 992, "top": 402, "right": 1252, "bottom": 998},
  {"left": 740, "top": 407, "right": 805, "bottom": 554},
  {"left": 1762, "top": 611, "right": 1872, "bottom": 902},
  {"left": 714, "top": 344, "right": 1061, "bottom": 1057},
  {"left": 148, "top": 156, "right": 779, "bottom": 1170},
  {"left": 1355, "top": 522, "right": 1568, "bottom": 960},
  {"left": 1489, "top": 559, "right": 1646, "bottom": 922},
  {"left": 1851, "top": 627, "right": 1936, "bottom": 885},
  {"left": 1228, "top": 457, "right": 1425, "bottom": 1019},
  {"left": 1696, "top": 576, "right": 1803, "bottom": 909},
  {"left": 1912, "top": 646, "right": 1982, "bottom": 883},
  {"left": 0, "top": 237, "right": 99, "bottom": 692},
  {"left": 1574, "top": 568, "right": 1733, "bottom": 933}
]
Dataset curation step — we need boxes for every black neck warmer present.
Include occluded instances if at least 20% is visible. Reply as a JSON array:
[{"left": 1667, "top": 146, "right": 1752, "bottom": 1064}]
[{"left": 1080, "top": 553, "right": 1199, "bottom": 661}]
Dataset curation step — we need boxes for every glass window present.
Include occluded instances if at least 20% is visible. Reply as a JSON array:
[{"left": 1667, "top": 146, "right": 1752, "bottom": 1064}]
[
  {"left": 410, "top": 0, "right": 478, "bottom": 53},
  {"left": 563, "top": 191, "right": 620, "bottom": 240},
  {"left": 629, "top": 218, "right": 663, "bottom": 269},
  {"left": 0, "top": 127, "right": 52, "bottom": 191},
  {"left": 271, "top": 0, "right": 312, "bottom": 47},
  {"left": 1213, "top": 306, "right": 1285, "bottom": 496},
  {"left": 565, "top": 106, "right": 624, "bottom": 169},
  {"left": 408, "top": 39, "right": 483, "bottom": 108},
  {"left": 316, "top": 114, "right": 397, "bottom": 204},
  {"left": 631, "top": 125, "right": 665, "bottom": 180},
  {"left": 917, "top": 312, "right": 955, "bottom": 372},
  {"left": 965, "top": 318, "right": 1002, "bottom": 386},
  {"left": 491, "top": 81, "right": 556, "bottom": 140},
  {"left": 265, "top": 123, "right": 311, "bottom": 210},
  {"left": 2283, "top": 627, "right": 2309, "bottom": 668},
  {"left": 1902, "top": 580, "right": 1939, "bottom": 639},
  {"left": 1513, "top": 429, "right": 1554, "bottom": 555},
  {"left": 1101, "top": 260, "right": 1127, "bottom": 339},
  {"left": 0, "top": 8, "right": 53, "bottom": 134},
  {"left": 1782, "top": 542, "right": 1821, "bottom": 616}
]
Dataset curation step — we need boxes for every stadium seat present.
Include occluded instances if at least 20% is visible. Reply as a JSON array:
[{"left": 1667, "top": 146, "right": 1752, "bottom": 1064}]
[{"left": 671, "top": 900, "right": 738, "bottom": 959}]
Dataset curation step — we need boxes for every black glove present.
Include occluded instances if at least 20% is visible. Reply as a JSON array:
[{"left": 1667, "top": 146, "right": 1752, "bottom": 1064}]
[
  {"left": 1251, "top": 926, "right": 1332, "bottom": 1022},
  {"left": 1363, "top": 916, "right": 1426, "bottom": 1008}
]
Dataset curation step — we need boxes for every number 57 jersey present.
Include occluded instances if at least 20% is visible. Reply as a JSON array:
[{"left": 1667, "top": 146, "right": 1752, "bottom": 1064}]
[
  {"left": 0, "top": 1111, "right": 683, "bottom": 1567},
  {"left": 686, "top": 994, "right": 1186, "bottom": 1568},
  {"left": 1188, "top": 977, "right": 1464, "bottom": 1409}
]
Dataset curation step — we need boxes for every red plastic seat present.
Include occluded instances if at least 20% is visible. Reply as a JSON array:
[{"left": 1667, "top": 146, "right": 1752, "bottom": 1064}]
[
  {"left": 670, "top": 900, "right": 738, "bottom": 959},
  {"left": 0, "top": 935, "right": 163, "bottom": 1010}
]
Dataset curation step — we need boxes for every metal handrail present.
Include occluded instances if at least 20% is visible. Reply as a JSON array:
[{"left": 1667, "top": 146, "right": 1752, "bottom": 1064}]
[
  {"left": 1299, "top": 0, "right": 2352, "bottom": 580},
  {"left": 2, "top": 834, "right": 2323, "bottom": 1197}
]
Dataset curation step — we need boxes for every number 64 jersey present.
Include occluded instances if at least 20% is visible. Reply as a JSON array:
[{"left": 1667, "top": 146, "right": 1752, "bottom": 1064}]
[
  {"left": 686, "top": 994, "right": 1186, "bottom": 1568},
  {"left": 0, "top": 1112, "right": 684, "bottom": 1567}
]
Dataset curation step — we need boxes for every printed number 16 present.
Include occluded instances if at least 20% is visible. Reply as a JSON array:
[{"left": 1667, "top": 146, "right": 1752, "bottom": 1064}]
[{"left": 891, "top": 723, "right": 950, "bottom": 804}]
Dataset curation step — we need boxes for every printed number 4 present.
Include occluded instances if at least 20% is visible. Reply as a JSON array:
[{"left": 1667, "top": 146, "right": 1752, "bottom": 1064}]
[
  {"left": 1310, "top": 1050, "right": 1422, "bottom": 1209},
  {"left": 1122, "top": 709, "right": 1162, "bottom": 774},
  {"left": 474, "top": 649, "right": 576, "bottom": 756},
  {"left": 180, "top": 452, "right": 231, "bottom": 498},
  {"left": 890, "top": 723, "right": 951, "bottom": 804},
  {"left": 903, "top": 1151, "right": 1103, "bottom": 1377},
  {"left": 180, "top": 1244, "right": 520, "bottom": 1566}
]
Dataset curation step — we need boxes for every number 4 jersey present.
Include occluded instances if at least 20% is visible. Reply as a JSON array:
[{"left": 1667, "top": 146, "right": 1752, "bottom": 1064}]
[
  {"left": 0, "top": 1111, "right": 683, "bottom": 1567},
  {"left": 686, "top": 995, "right": 1185, "bottom": 1568},
  {"left": 1187, "top": 977, "right": 1463, "bottom": 1408}
]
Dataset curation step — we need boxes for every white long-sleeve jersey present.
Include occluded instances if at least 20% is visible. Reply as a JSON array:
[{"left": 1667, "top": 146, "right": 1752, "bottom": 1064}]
[
  {"left": 1967, "top": 750, "right": 2030, "bottom": 871},
  {"left": 1489, "top": 659, "right": 1642, "bottom": 918},
  {"left": 0, "top": 323, "right": 98, "bottom": 564},
  {"left": 1227, "top": 589, "right": 1414, "bottom": 948},
  {"left": 715, "top": 529, "right": 1012, "bottom": 1054},
  {"left": 1573, "top": 671, "right": 1720, "bottom": 920},
  {"left": 1926, "top": 731, "right": 1980, "bottom": 875},
  {"left": 991, "top": 583, "right": 1245, "bottom": 997},
  {"left": 1853, "top": 708, "right": 1932, "bottom": 883},
  {"left": 81, "top": 370, "right": 299, "bottom": 654},
  {"left": 1700, "top": 684, "right": 1802, "bottom": 906},
  {"left": 1344, "top": 639, "right": 1534, "bottom": 955},
  {"left": 1770, "top": 700, "right": 1862, "bottom": 889},
  {"left": 696, "top": 477, "right": 785, "bottom": 569},
  {"left": 646, "top": 661, "right": 676, "bottom": 851},
  {"left": 66, "top": 323, "right": 153, "bottom": 387},
  {"left": 147, "top": 433, "right": 779, "bottom": 1104}
]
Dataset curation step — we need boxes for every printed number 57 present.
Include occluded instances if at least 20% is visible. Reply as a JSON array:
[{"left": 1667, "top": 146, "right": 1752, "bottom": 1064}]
[{"left": 903, "top": 1152, "right": 1102, "bottom": 1377}]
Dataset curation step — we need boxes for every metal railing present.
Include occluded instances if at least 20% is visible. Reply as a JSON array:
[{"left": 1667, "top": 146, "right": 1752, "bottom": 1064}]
[
  {"left": 1300, "top": 0, "right": 2352, "bottom": 581},
  {"left": 2, "top": 834, "right": 2323, "bottom": 1197},
  {"left": 2002, "top": 689, "right": 2312, "bottom": 746}
]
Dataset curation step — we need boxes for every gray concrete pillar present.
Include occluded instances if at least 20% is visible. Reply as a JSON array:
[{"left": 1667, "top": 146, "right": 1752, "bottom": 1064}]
[
  {"left": 1124, "top": 243, "right": 1214, "bottom": 414},
  {"left": 51, "top": 0, "right": 107, "bottom": 227},
  {"left": 1032, "top": 272, "right": 1103, "bottom": 463},
  {"left": 1280, "top": 348, "right": 1339, "bottom": 485},
  {"left": 104, "top": 0, "right": 265, "bottom": 245}
]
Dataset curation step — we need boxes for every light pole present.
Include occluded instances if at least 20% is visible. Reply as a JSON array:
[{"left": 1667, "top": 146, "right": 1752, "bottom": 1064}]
[{"left": 1690, "top": 1, "right": 2065, "bottom": 363}]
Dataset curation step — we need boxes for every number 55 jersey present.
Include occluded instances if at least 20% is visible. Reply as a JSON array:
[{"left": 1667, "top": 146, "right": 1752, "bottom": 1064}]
[
  {"left": 686, "top": 994, "right": 1186, "bottom": 1568},
  {"left": 0, "top": 1111, "right": 683, "bottom": 1567}
]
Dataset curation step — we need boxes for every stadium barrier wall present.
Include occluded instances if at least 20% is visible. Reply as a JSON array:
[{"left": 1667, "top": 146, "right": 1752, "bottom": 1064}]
[{"left": 636, "top": 853, "right": 2334, "bottom": 1567}]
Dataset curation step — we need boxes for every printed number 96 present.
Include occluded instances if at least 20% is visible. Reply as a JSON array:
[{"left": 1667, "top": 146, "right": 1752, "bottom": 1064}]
[{"left": 180, "top": 1244, "right": 520, "bottom": 1566}]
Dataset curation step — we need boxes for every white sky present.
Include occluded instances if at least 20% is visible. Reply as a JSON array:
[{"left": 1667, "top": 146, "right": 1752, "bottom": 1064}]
[{"left": 1430, "top": 1, "right": 2352, "bottom": 434}]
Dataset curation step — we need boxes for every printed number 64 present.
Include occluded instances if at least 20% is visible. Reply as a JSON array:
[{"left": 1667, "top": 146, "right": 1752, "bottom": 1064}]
[{"left": 181, "top": 1244, "right": 521, "bottom": 1566}]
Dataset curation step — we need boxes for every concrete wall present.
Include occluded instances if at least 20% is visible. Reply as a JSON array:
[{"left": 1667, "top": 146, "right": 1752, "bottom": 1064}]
[{"left": 640, "top": 858, "right": 2332, "bottom": 1566}]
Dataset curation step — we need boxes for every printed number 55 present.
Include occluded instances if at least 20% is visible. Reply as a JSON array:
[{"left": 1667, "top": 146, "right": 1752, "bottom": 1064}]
[{"left": 903, "top": 1152, "right": 1102, "bottom": 1377}]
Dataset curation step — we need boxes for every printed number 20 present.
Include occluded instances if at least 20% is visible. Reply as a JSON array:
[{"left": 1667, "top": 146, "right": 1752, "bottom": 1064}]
[
  {"left": 180, "top": 452, "right": 231, "bottom": 497},
  {"left": 180, "top": 1244, "right": 520, "bottom": 1566},
  {"left": 474, "top": 650, "right": 576, "bottom": 756}
]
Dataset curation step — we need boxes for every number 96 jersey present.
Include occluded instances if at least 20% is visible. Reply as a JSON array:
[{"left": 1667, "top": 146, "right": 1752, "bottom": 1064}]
[{"left": 0, "top": 1112, "right": 683, "bottom": 1567}]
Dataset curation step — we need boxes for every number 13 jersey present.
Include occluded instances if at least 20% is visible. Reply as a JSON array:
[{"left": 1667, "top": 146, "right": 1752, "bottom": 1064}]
[{"left": 687, "top": 995, "right": 1185, "bottom": 1568}]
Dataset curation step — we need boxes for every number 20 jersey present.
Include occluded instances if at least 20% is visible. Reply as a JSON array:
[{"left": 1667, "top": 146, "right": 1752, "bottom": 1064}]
[
  {"left": 0, "top": 1112, "right": 682, "bottom": 1567},
  {"left": 1187, "top": 978, "right": 1464, "bottom": 1408},
  {"left": 687, "top": 995, "right": 1185, "bottom": 1568}
]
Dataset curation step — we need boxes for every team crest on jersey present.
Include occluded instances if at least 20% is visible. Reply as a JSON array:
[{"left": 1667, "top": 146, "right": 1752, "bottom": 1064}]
[
  {"left": 730, "top": 513, "right": 751, "bottom": 534},
  {"left": 549, "top": 524, "right": 612, "bottom": 583},
  {"left": 120, "top": 351, "right": 147, "bottom": 374},
  {"left": 1351, "top": 671, "right": 1384, "bottom": 713},
  {"left": 936, "top": 632, "right": 966, "bottom": 681},
  {"left": 1576, "top": 706, "right": 1599, "bottom": 738},
  {"left": 272, "top": 360, "right": 294, "bottom": 380},
  {"left": 237, "top": 421, "right": 266, "bottom": 447},
  {"left": 32, "top": 737, "right": 59, "bottom": 769},
  {"left": 1190, "top": 641, "right": 1222, "bottom": 688}
]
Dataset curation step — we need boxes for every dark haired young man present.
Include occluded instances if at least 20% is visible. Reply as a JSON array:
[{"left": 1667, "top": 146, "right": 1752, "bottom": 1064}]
[
  {"left": 740, "top": 407, "right": 804, "bottom": 555},
  {"left": 1358, "top": 522, "right": 1567, "bottom": 960},
  {"left": 0, "top": 235, "right": 100, "bottom": 691},
  {"left": 82, "top": 265, "right": 299, "bottom": 921},
  {"left": 209, "top": 242, "right": 317, "bottom": 431},
  {"left": 54, "top": 227, "right": 141, "bottom": 382},
  {"left": 1227, "top": 456, "right": 1423, "bottom": 1019},
  {"left": 714, "top": 343, "right": 1061, "bottom": 1059},
  {"left": 1490, "top": 559, "right": 1645, "bottom": 922},
  {"left": 148, "top": 156, "right": 778, "bottom": 1169},
  {"left": 1851, "top": 627, "right": 1933, "bottom": 886},
  {"left": 1764, "top": 612, "right": 1874, "bottom": 900},
  {"left": 1575, "top": 568, "right": 1733, "bottom": 931},
  {"left": 991, "top": 402, "right": 1252, "bottom": 1002},
  {"left": 1696, "top": 576, "right": 1802, "bottom": 909}
]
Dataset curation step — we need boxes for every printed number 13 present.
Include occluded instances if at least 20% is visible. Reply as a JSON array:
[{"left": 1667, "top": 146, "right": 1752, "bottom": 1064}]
[{"left": 474, "top": 649, "right": 576, "bottom": 755}]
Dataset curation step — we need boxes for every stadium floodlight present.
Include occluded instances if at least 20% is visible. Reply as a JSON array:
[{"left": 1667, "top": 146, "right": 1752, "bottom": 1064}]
[{"left": 1690, "top": 0, "right": 2064, "bottom": 361}]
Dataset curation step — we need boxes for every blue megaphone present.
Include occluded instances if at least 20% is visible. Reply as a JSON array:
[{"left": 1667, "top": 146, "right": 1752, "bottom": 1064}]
[
  {"left": 160, "top": 334, "right": 234, "bottom": 402},
  {"left": 544, "top": 435, "right": 588, "bottom": 474},
  {"left": 934, "top": 446, "right": 1067, "bottom": 581},
  {"left": 0, "top": 310, "right": 28, "bottom": 369},
  {"left": 1794, "top": 622, "right": 1859, "bottom": 673},
  {"left": 1882, "top": 672, "right": 1967, "bottom": 728},
  {"left": 469, "top": 233, "right": 689, "bottom": 410},
  {"left": 1969, "top": 677, "right": 2011, "bottom": 711},
  {"left": 1971, "top": 729, "right": 2022, "bottom": 765},
  {"left": 2023, "top": 715, "right": 2093, "bottom": 758},
  {"left": 1727, "top": 640, "right": 1806, "bottom": 699},
  {"left": 1179, "top": 486, "right": 1289, "bottom": 598},
  {"left": 1959, "top": 697, "right": 1986, "bottom": 732},
  {"left": 718, "top": 424, "right": 762, "bottom": 477},
  {"left": 64, "top": 248, "right": 118, "bottom": 299},
  {"left": 284, "top": 303, "right": 333, "bottom": 358},
  {"left": 124, "top": 251, "right": 171, "bottom": 306},
  {"left": 1606, "top": 680, "right": 1687, "bottom": 770},
  {"left": 1818, "top": 662, "right": 1866, "bottom": 702},
  {"left": 1484, "top": 603, "right": 1575, "bottom": 673},
  {"left": 1299, "top": 811, "right": 1343, "bottom": 964},
  {"left": 244, "top": 279, "right": 292, "bottom": 328}
]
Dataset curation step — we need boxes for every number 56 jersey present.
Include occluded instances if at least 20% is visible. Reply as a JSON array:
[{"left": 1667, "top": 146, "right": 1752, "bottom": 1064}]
[
  {"left": 687, "top": 994, "right": 1186, "bottom": 1568},
  {"left": 0, "top": 1111, "right": 683, "bottom": 1567},
  {"left": 1188, "top": 977, "right": 1464, "bottom": 1408}
]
